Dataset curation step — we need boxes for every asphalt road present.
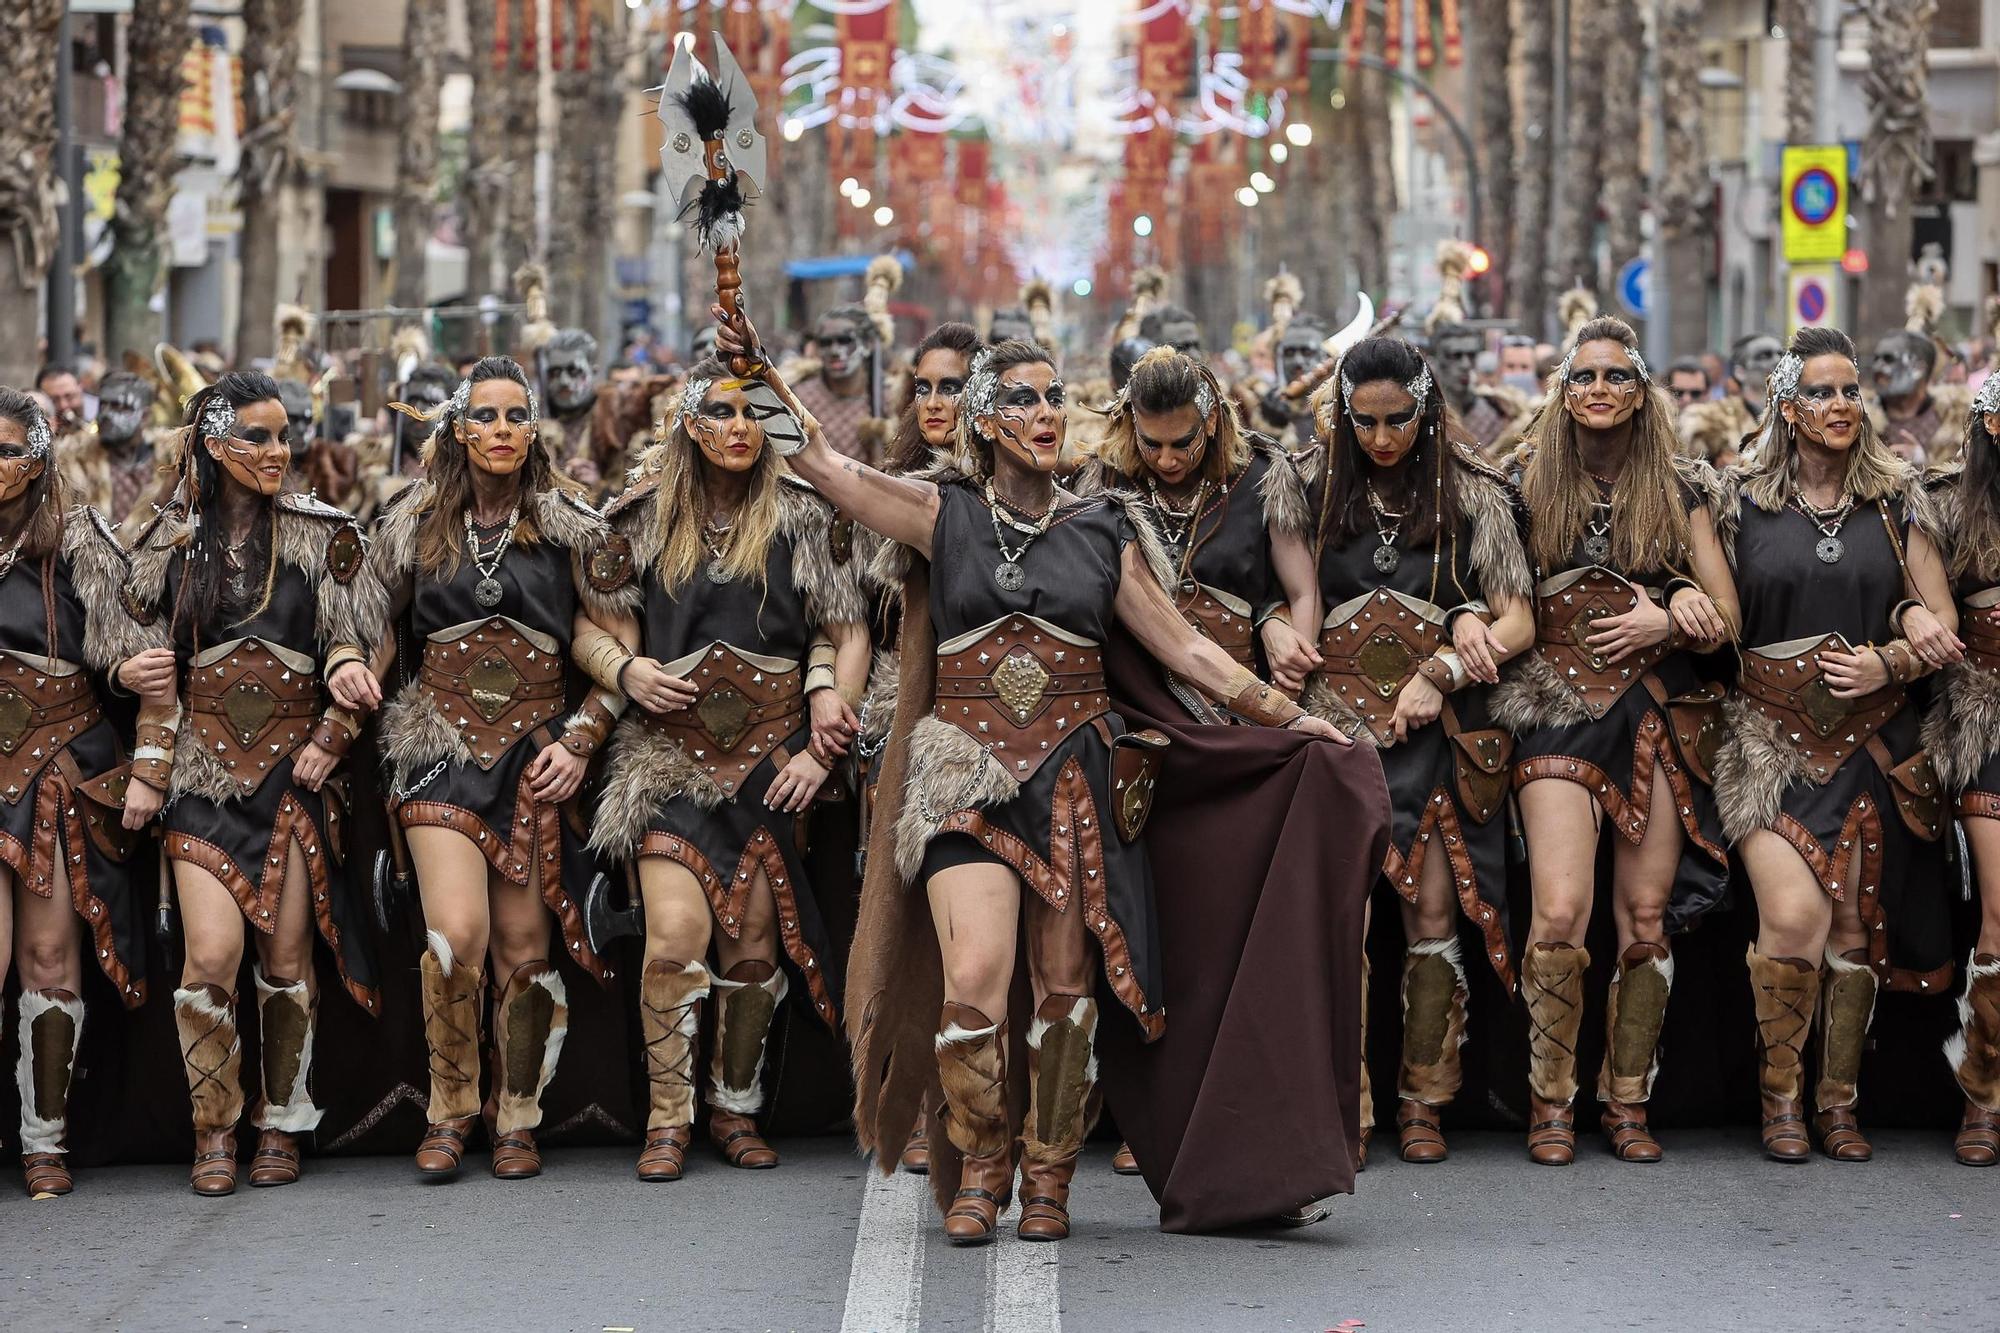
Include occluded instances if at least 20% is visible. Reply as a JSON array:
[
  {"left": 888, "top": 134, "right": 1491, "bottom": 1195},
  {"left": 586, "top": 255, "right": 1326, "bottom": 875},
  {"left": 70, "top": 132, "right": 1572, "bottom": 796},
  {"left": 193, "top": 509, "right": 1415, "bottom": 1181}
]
[{"left": 4, "top": 1130, "right": 1995, "bottom": 1332}]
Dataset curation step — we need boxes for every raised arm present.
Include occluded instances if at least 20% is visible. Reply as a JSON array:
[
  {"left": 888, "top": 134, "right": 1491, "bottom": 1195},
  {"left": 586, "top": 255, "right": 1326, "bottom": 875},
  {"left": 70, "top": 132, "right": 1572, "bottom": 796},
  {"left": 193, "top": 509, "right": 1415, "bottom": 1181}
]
[{"left": 714, "top": 304, "right": 940, "bottom": 555}]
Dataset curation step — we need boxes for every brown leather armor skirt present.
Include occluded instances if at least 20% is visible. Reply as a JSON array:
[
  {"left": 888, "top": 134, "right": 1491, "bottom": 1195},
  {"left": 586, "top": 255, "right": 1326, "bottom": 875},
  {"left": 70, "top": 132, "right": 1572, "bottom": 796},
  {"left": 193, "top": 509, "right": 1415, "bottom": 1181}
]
[{"left": 0, "top": 654, "right": 144, "bottom": 1006}]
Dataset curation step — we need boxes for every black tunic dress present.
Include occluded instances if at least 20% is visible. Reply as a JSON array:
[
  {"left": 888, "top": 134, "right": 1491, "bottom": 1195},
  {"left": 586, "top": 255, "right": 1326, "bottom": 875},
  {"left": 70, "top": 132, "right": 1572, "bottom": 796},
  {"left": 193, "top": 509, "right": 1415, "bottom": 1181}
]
[{"left": 907, "top": 482, "right": 1164, "bottom": 1038}]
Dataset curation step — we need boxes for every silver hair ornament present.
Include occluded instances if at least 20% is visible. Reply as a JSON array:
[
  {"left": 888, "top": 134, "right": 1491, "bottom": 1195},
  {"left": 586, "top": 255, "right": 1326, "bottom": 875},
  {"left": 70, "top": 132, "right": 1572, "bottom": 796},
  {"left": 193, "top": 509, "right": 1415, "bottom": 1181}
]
[
  {"left": 962, "top": 349, "right": 1002, "bottom": 425},
  {"left": 1766, "top": 353, "right": 1805, "bottom": 404},
  {"left": 446, "top": 379, "right": 471, "bottom": 416},
  {"left": 674, "top": 376, "right": 714, "bottom": 434},
  {"left": 1554, "top": 341, "right": 1652, "bottom": 389},
  {"left": 23, "top": 413, "right": 52, "bottom": 459},
  {"left": 1193, "top": 378, "right": 1215, "bottom": 418},
  {"left": 1338, "top": 364, "right": 1432, "bottom": 410},
  {"left": 200, "top": 398, "right": 236, "bottom": 441},
  {"left": 1972, "top": 372, "right": 2000, "bottom": 417}
]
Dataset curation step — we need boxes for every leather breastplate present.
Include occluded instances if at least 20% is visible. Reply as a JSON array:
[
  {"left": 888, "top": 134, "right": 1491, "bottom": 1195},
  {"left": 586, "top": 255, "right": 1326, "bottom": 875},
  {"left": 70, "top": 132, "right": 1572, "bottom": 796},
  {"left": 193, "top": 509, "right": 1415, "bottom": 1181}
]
[
  {"left": 419, "top": 618, "right": 566, "bottom": 771},
  {"left": 1316, "top": 589, "right": 1447, "bottom": 745},
  {"left": 647, "top": 642, "right": 804, "bottom": 799},
  {"left": 935, "top": 617, "right": 1109, "bottom": 783},
  {"left": 1177, "top": 584, "right": 1256, "bottom": 667},
  {"left": 187, "top": 638, "right": 320, "bottom": 797},
  {"left": 0, "top": 657, "right": 101, "bottom": 805},
  {"left": 1962, "top": 588, "right": 2000, "bottom": 675},
  {"left": 1738, "top": 634, "right": 1904, "bottom": 783},
  {"left": 1532, "top": 567, "right": 1669, "bottom": 720}
]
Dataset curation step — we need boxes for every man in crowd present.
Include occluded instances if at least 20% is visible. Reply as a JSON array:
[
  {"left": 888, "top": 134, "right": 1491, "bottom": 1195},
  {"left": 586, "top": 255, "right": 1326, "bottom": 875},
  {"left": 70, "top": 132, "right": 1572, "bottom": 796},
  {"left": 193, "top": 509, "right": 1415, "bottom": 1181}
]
[
  {"left": 56, "top": 369, "right": 156, "bottom": 525},
  {"left": 35, "top": 364, "right": 89, "bottom": 437},
  {"left": 789, "top": 303, "right": 891, "bottom": 463}
]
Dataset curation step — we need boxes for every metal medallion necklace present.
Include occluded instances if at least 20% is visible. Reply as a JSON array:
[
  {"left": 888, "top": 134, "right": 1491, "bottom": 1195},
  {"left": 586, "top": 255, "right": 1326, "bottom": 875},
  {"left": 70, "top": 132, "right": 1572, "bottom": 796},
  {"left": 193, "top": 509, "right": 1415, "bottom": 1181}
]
[
  {"left": 464, "top": 503, "right": 521, "bottom": 607},
  {"left": 703, "top": 513, "right": 736, "bottom": 584},
  {"left": 1793, "top": 492, "right": 1854, "bottom": 565},
  {"left": 1365, "top": 482, "right": 1404, "bottom": 574},
  {"left": 986, "top": 480, "right": 1055, "bottom": 592},
  {"left": 1583, "top": 471, "right": 1616, "bottom": 564},
  {"left": 1147, "top": 476, "right": 1214, "bottom": 597}
]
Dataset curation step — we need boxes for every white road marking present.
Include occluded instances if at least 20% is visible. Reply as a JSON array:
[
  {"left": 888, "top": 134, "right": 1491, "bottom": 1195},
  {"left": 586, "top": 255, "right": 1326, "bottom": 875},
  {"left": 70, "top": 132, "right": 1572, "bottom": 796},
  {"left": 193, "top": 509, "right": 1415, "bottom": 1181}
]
[
  {"left": 839, "top": 1169, "right": 927, "bottom": 1333},
  {"left": 986, "top": 1200, "right": 1062, "bottom": 1333}
]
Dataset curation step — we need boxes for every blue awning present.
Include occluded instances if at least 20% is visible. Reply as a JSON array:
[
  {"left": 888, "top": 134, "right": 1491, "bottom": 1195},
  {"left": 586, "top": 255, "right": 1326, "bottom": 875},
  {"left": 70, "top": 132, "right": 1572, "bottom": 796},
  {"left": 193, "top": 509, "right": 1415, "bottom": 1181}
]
[{"left": 783, "top": 251, "right": 914, "bottom": 281}]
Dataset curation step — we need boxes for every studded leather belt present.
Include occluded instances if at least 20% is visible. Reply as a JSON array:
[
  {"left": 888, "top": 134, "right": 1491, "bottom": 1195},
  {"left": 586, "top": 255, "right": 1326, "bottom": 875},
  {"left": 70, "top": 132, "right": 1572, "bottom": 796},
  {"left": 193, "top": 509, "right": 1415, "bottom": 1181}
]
[
  {"left": 1177, "top": 584, "right": 1257, "bottom": 667},
  {"left": 935, "top": 617, "right": 1108, "bottom": 784},
  {"left": 1317, "top": 588, "right": 1448, "bottom": 746},
  {"left": 420, "top": 619, "right": 566, "bottom": 771},
  {"left": 1962, "top": 590, "right": 2000, "bottom": 675},
  {"left": 645, "top": 642, "right": 804, "bottom": 799},
  {"left": 1738, "top": 634, "right": 1904, "bottom": 783},
  {"left": 1532, "top": 567, "right": 1670, "bottom": 720},
  {"left": 0, "top": 658, "right": 101, "bottom": 804},
  {"left": 186, "top": 638, "right": 322, "bottom": 797}
]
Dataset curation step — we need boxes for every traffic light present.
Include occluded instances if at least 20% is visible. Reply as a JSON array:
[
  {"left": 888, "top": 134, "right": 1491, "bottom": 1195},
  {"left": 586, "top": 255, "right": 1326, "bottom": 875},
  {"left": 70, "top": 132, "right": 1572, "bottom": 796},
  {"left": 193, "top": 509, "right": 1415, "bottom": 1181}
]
[{"left": 1465, "top": 245, "right": 1492, "bottom": 276}]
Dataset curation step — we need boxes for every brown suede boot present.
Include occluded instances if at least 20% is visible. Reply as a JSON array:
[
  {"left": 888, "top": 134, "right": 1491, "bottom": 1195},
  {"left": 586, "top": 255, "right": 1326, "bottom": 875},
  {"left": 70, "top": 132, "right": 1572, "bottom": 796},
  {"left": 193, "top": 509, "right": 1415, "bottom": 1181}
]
[
  {"left": 1598, "top": 941, "right": 1672, "bottom": 1163},
  {"left": 638, "top": 959, "right": 710, "bottom": 1181},
  {"left": 900, "top": 1122, "right": 931, "bottom": 1175},
  {"left": 175, "top": 984, "right": 244, "bottom": 1197},
  {"left": 936, "top": 1002, "right": 1012, "bottom": 1246},
  {"left": 491, "top": 960, "right": 568, "bottom": 1180},
  {"left": 1946, "top": 952, "right": 2000, "bottom": 1166},
  {"left": 17, "top": 989, "right": 83, "bottom": 1196},
  {"left": 1397, "top": 938, "right": 1468, "bottom": 1164},
  {"left": 1356, "top": 953, "right": 1373, "bottom": 1170},
  {"left": 1747, "top": 945, "right": 1818, "bottom": 1162},
  {"left": 1523, "top": 941, "right": 1589, "bottom": 1165},
  {"left": 706, "top": 960, "right": 786, "bottom": 1169},
  {"left": 415, "top": 933, "right": 484, "bottom": 1179},
  {"left": 248, "top": 972, "right": 319, "bottom": 1187},
  {"left": 1815, "top": 948, "right": 1877, "bottom": 1162},
  {"left": 1019, "top": 994, "right": 1099, "bottom": 1242}
]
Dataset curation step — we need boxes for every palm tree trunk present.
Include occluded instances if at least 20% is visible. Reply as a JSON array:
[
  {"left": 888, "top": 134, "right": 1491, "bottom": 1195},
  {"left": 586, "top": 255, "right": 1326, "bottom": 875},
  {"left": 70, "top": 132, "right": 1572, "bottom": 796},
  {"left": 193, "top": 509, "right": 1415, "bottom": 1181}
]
[
  {"left": 1598, "top": 0, "right": 1645, "bottom": 284},
  {"left": 0, "top": 0, "right": 64, "bottom": 385},
  {"left": 1655, "top": 0, "right": 1713, "bottom": 356},
  {"left": 1857, "top": 0, "right": 1935, "bottom": 335},
  {"left": 233, "top": 0, "right": 306, "bottom": 364},
  {"left": 1507, "top": 0, "right": 1555, "bottom": 336},
  {"left": 1470, "top": 0, "right": 1515, "bottom": 315},
  {"left": 460, "top": 0, "right": 502, "bottom": 299},
  {"left": 104, "top": 0, "right": 191, "bottom": 363},
  {"left": 1781, "top": 0, "right": 1816, "bottom": 144},
  {"left": 1550, "top": 0, "right": 1608, "bottom": 302},
  {"left": 499, "top": 0, "right": 541, "bottom": 283},
  {"left": 391, "top": 0, "right": 446, "bottom": 310}
]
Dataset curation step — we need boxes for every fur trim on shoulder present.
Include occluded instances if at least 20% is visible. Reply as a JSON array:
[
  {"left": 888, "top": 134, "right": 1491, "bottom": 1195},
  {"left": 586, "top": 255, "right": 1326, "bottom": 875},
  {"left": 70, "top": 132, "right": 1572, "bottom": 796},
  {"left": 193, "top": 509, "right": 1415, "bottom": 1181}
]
[
  {"left": 892, "top": 716, "right": 1020, "bottom": 883},
  {"left": 859, "top": 648, "right": 900, "bottom": 745},
  {"left": 1671, "top": 454, "right": 1727, "bottom": 515},
  {"left": 377, "top": 683, "right": 473, "bottom": 794},
  {"left": 587, "top": 713, "right": 726, "bottom": 858},
  {"left": 1457, "top": 458, "right": 1533, "bottom": 602},
  {"left": 1066, "top": 456, "right": 1109, "bottom": 500},
  {"left": 781, "top": 485, "right": 868, "bottom": 627},
  {"left": 601, "top": 475, "right": 658, "bottom": 524},
  {"left": 1923, "top": 661, "right": 2000, "bottom": 791},
  {"left": 1711, "top": 693, "right": 1810, "bottom": 844},
  {"left": 1490, "top": 651, "right": 1593, "bottom": 732},
  {"left": 1099, "top": 487, "right": 1178, "bottom": 592},
  {"left": 365, "top": 478, "right": 432, "bottom": 585},
  {"left": 1898, "top": 462, "right": 1948, "bottom": 552},
  {"left": 125, "top": 503, "right": 189, "bottom": 611},
  {"left": 63, "top": 505, "right": 166, "bottom": 670},
  {"left": 1922, "top": 465, "right": 1965, "bottom": 549},
  {"left": 274, "top": 499, "right": 388, "bottom": 652},
  {"left": 1712, "top": 465, "right": 1748, "bottom": 565},
  {"left": 1255, "top": 439, "right": 1314, "bottom": 540},
  {"left": 529, "top": 486, "right": 632, "bottom": 622}
]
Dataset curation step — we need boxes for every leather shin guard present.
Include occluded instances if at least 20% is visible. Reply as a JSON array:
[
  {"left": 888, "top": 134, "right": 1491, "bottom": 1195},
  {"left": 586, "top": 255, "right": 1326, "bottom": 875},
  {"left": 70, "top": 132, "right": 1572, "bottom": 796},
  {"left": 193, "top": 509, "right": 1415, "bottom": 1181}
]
[
  {"left": 1747, "top": 946, "right": 1819, "bottom": 1104},
  {"left": 935, "top": 1003, "right": 1010, "bottom": 1160},
  {"left": 420, "top": 932, "right": 485, "bottom": 1124},
  {"left": 492, "top": 961, "right": 568, "bottom": 1136},
  {"left": 706, "top": 960, "right": 786, "bottom": 1116},
  {"left": 16, "top": 989, "right": 83, "bottom": 1156},
  {"left": 1598, "top": 942, "right": 1673, "bottom": 1105},
  {"left": 1523, "top": 942, "right": 1590, "bottom": 1106},
  {"left": 251, "top": 972, "right": 323, "bottom": 1133},
  {"left": 1398, "top": 938, "right": 1469, "bottom": 1107},
  {"left": 175, "top": 984, "right": 245, "bottom": 1134},
  {"left": 1816, "top": 948, "right": 1877, "bottom": 1112},
  {"left": 1945, "top": 952, "right": 2000, "bottom": 1113},
  {"left": 642, "top": 959, "right": 711, "bottom": 1131},
  {"left": 1023, "top": 994, "right": 1099, "bottom": 1164},
  {"left": 1357, "top": 952, "right": 1374, "bottom": 1135}
]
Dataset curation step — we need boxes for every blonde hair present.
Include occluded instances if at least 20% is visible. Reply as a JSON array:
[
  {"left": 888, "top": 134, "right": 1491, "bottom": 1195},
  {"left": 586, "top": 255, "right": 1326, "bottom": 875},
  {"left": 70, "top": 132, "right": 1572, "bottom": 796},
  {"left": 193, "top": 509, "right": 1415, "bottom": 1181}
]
[
  {"left": 647, "top": 368, "right": 787, "bottom": 590},
  {"left": 1093, "top": 345, "right": 1250, "bottom": 484},
  {"left": 1741, "top": 328, "right": 1905, "bottom": 514}
]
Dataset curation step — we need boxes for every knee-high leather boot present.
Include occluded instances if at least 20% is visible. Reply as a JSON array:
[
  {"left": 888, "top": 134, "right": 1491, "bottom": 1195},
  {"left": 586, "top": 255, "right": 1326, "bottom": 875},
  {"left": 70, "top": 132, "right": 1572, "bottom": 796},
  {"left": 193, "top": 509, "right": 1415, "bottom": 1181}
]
[
  {"left": 1815, "top": 948, "right": 1877, "bottom": 1162},
  {"left": 1946, "top": 951, "right": 2000, "bottom": 1166},
  {"left": 16, "top": 988, "right": 83, "bottom": 1196},
  {"left": 1395, "top": 938, "right": 1468, "bottom": 1164},
  {"left": 638, "top": 958, "right": 709, "bottom": 1180},
  {"left": 248, "top": 972, "right": 320, "bottom": 1187},
  {"left": 175, "top": 984, "right": 244, "bottom": 1197},
  {"left": 1747, "top": 945, "right": 1819, "bottom": 1161},
  {"left": 1522, "top": 941, "right": 1589, "bottom": 1166},
  {"left": 415, "top": 932, "right": 484, "bottom": 1178},
  {"left": 706, "top": 960, "right": 786, "bottom": 1168},
  {"left": 491, "top": 960, "right": 568, "bottom": 1179},
  {"left": 936, "top": 1002, "right": 1012, "bottom": 1246},
  {"left": 1019, "top": 994, "right": 1100, "bottom": 1241},
  {"left": 1598, "top": 941, "right": 1673, "bottom": 1163}
]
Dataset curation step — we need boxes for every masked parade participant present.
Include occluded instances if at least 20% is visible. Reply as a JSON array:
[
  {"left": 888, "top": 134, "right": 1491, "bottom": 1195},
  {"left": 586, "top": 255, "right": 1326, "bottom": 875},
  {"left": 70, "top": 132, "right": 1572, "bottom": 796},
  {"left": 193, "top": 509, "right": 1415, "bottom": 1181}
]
[
  {"left": 115, "top": 372, "right": 388, "bottom": 1196},
  {"left": 1139, "top": 304, "right": 1205, "bottom": 360},
  {"left": 1869, "top": 317, "right": 1969, "bottom": 469},
  {"left": 1714, "top": 327, "right": 1956, "bottom": 1162},
  {"left": 1495, "top": 316, "right": 1738, "bottom": 1166},
  {"left": 1258, "top": 310, "right": 1331, "bottom": 446},
  {"left": 1897, "top": 368, "right": 2000, "bottom": 1165},
  {"left": 355, "top": 359, "right": 455, "bottom": 522},
  {"left": 575, "top": 359, "right": 867, "bottom": 1182},
  {"left": 367, "top": 356, "right": 630, "bottom": 1182},
  {"left": 1290, "top": 336, "right": 1533, "bottom": 1165},
  {"left": 0, "top": 389, "right": 173, "bottom": 1195},
  {"left": 790, "top": 302, "right": 893, "bottom": 464},
  {"left": 1682, "top": 333, "right": 1783, "bottom": 465},
  {"left": 1421, "top": 244, "right": 1530, "bottom": 459},
  {"left": 532, "top": 328, "right": 621, "bottom": 495},
  {"left": 55, "top": 370, "right": 159, "bottom": 528}
]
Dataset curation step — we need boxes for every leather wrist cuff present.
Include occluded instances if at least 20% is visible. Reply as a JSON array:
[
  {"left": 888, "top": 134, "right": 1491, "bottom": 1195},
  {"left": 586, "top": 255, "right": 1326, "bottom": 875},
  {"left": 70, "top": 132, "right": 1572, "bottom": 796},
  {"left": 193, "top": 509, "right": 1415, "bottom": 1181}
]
[
  {"left": 807, "top": 637, "right": 840, "bottom": 672},
  {"left": 1228, "top": 676, "right": 1304, "bottom": 728},
  {"left": 804, "top": 664, "right": 838, "bottom": 695},
  {"left": 1888, "top": 599, "right": 1923, "bottom": 636},
  {"left": 323, "top": 644, "right": 366, "bottom": 680},
  {"left": 1877, "top": 639, "right": 1924, "bottom": 685},
  {"left": 575, "top": 631, "right": 636, "bottom": 696},
  {"left": 132, "top": 702, "right": 180, "bottom": 790},
  {"left": 1254, "top": 602, "right": 1290, "bottom": 630},
  {"left": 311, "top": 711, "right": 357, "bottom": 759},
  {"left": 1663, "top": 578, "right": 1699, "bottom": 603},
  {"left": 560, "top": 698, "right": 617, "bottom": 758},
  {"left": 1417, "top": 652, "right": 1464, "bottom": 694},
  {"left": 1442, "top": 601, "right": 1490, "bottom": 635}
]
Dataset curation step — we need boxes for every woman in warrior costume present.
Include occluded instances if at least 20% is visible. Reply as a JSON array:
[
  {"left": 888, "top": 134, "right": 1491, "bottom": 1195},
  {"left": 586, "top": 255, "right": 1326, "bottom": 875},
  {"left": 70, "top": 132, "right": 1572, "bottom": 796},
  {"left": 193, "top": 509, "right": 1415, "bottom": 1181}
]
[
  {"left": 0, "top": 389, "right": 174, "bottom": 1195},
  {"left": 367, "top": 356, "right": 632, "bottom": 1182},
  {"left": 121, "top": 372, "right": 389, "bottom": 1197},
  {"left": 1925, "top": 371, "right": 2000, "bottom": 1164},
  {"left": 1293, "top": 337, "right": 1534, "bottom": 1165},
  {"left": 1495, "top": 316, "right": 1738, "bottom": 1166},
  {"left": 1719, "top": 327, "right": 1958, "bottom": 1162},
  {"left": 576, "top": 359, "right": 867, "bottom": 1182},
  {"left": 717, "top": 307, "right": 1350, "bottom": 1244}
]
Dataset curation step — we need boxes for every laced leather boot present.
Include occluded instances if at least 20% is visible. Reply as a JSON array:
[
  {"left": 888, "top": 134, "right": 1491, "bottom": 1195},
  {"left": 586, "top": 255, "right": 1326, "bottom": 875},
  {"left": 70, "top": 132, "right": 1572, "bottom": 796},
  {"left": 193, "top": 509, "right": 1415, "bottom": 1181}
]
[
  {"left": 706, "top": 960, "right": 786, "bottom": 1169},
  {"left": 1947, "top": 952, "right": 2000, "bottom": 1167},
  {"left": 1396, "top": 938, "right": 1468, "bottom": 1164},
  {"left": 638, "top": 959, "right": 709, "bottom": 1181},
  {"left": 1747, "top": 946, "right": 1818, "bottom": 1161},
  {"left": 1019, "top": 994, "right": 1099, "bottom": 1242},
  {"left": 1815, "top": 948, "right": 1877, "bottom": 1162},
  {"left": 1523, "top": 941, "right": 1589, "bottom": 1165},
  {"left": 415, "top": 934, "right": 484, "bottom": 1179},
  {"left": 16, "top": 989, "right": 83, "bottom": 1196},
  {"left": 1598, "top": 941, "right": 1672, "bottom": 1163},
  {"left": 175, "top": 984, "right": 244, "bottom": 1197},
  {"left": 248, "top": 973, "right": 320, "bottom": 1187},
  {"left": 936, "top": 1002, "right": 1012, "bottom": 1246},
  {"left": 491, "top": 960, "right": 568, "bottom": 1180}
]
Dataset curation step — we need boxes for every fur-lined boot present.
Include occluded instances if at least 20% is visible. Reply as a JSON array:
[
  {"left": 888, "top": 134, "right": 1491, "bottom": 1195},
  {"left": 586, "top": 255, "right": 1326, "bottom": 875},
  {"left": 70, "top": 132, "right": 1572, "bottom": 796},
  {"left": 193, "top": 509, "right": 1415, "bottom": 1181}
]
[
  {"left": 415, "top": 932, "right": 484, "bottom": 1179},
  {"left": 1395, "top": 938, "right": 1468, "bottom": 1164},
  {"left": 706, "top": 959, "right": 786, "bottom": 1169},
  {"left": 17, "top": 989, "right": 82, "bottom": 1196},
  {"left": 175, "top": 984, "right": 244, "bottom": 1197},
  {"left": 1947, "top": 952, "right": 2000, "bottom": 1166},
  {"left": 1019, "top": 994, "right": 1099, "bottom": 1241},
  {"left": 1598, "top": 941, "right": 1673, "bottom": 1163},
  {"left": 248, "top": 972, "right": 320, "bottom": 1187},
  {"left": 490, "top": 960, "right": 567, "bottom": 1180},
  {"left": 1523, "top": 941, "right": 1590, "bottom": 1166},
  {"left": 937, "top": 1002, "right": 1012, "bottom": 1246},
  {"left": 1747, "top": 946, "right": 1818, "bottom": 1161},
  {"left": 1814, "top": 948, "right": 1877, "bottom": 1162},
  {"left": 638, "top": 958, "right": 709, "bottom": 1181}
]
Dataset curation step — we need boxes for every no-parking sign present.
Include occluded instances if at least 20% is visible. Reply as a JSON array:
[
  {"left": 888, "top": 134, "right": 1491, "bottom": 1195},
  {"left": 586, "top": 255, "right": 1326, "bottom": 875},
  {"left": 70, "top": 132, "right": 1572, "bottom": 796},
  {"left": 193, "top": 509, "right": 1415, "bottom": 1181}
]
[
  {"left": 1788, "top": 264, "right": 1837, "bottom": 336},
  {"left": 1782, "top": 145, "right": 1848, "bottom": 264}
]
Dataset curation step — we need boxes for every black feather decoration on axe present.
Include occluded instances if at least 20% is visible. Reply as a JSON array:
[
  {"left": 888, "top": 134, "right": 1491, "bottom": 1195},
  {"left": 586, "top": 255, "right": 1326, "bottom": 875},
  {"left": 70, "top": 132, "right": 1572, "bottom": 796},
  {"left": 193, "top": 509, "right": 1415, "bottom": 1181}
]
[{"left": 673, "top": 75, "right": 748, "bottom": 253}]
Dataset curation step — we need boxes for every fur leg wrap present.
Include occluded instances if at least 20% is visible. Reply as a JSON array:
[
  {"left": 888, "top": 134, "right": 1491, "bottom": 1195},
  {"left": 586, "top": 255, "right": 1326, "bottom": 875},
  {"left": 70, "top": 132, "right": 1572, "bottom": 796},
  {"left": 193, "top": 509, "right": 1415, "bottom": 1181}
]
[
  {"left": 174, "top": 984, "right": 244, "bottom": 1134},
  {"left": 1815, "top": 948, "right": 1878, "bottom": 1112},
  {"left": 1747, "top": 946, "right": 1819, "bottom": 1104},
  {"left": 642, "top": 959, "right": 711, "bottom": 1131},
  {"left": 1398, "top": 938, "right": 1469, "bottom": 1107},
  {"left": 1523, "top": 942, "right": 1590, "bottom": 1106},
  {"left": 1358, "top": 952, "right": 1375, "bottom": 1135},
  {"left": 1023, "top": 994, "right": 1100, "bottom": 1164},
  {"left": 935, "top": 1003, "right": 1010, "bottom": 1160},
  {"left": 16, "top": 989, "right": 83, "bottom": 1156},
  {"left": 1945, "top": 952, "right": 2000, "bottom": 1112},
  {"left": 706, "top": 960, "right": 785, "bottom": 1117},
  {"left": 492, "top": 961, "right": 568, "bottom": 1135},
  {"left": 1598, "top": 942, "right": 1674, "bottom": 1105},
  {"left": 420, "top": 932, "right": 484, "bottom": 1124},
  {"left": 251, "top": 972, "right": 324, "bottom": 1133}
]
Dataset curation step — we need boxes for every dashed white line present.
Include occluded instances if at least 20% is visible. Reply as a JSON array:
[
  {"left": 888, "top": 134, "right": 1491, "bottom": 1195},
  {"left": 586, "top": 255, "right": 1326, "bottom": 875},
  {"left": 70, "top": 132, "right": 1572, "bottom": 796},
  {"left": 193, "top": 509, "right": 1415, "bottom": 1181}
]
[{"left": 839, "top": 1169, "right": 927, "bottom": 1333}]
